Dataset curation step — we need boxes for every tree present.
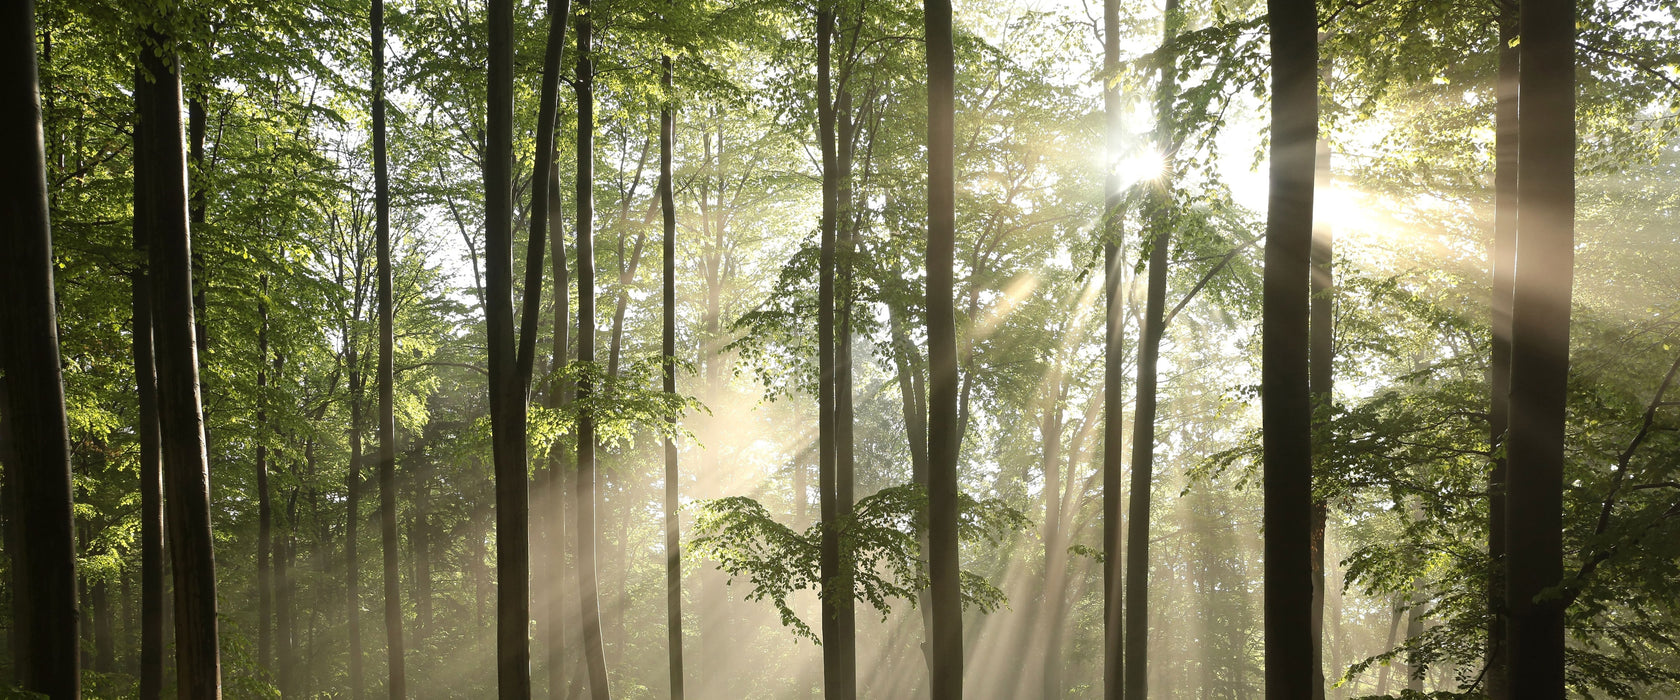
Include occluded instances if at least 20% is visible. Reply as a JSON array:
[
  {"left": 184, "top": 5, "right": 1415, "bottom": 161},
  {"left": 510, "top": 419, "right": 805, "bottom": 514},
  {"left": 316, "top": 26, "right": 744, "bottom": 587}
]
[
  {"left": 660, "top": 10, "right": 686, "bottom": 697},
  {"left": 1504, "top": 0, "right": 1574, "bottom": 697},
  {"left": 1101, "top": 0, "right": 1124, "bottom": 696},
  {"left": 0, "top": 1, "right": 79, "bottom": 695},
  {"left": 1309, "top": 38, "right": 1334, "bottom": 700},
  {"left": 138, "top": 13, "right": 224, "bottom": 697},
  {"left": 815, "top": 2, "right": 856, "bottom": 697},
  {"left": 1485, "top": 4, "right": 1519, "bottom": 698},
  {"left": 923, "top": 0, "right": 962, "bottom": 697},
  {"left": 257, "top": 276, "right": 274, "bottom": 674},
  {"left": 1124, "top": 3, "right": 1181, "bottom": 696},
  {"left": 1262, "top": 0, "right": 1316, "bottom": 697},
  {"left": 574, "top": 1, "right": 612, "bottom": 695},
  {"left": 130, "top": 65, "right": 166, "bottom": 700},
  {"left": 371, "top": 0, "right": 408, "bottom": 694}
]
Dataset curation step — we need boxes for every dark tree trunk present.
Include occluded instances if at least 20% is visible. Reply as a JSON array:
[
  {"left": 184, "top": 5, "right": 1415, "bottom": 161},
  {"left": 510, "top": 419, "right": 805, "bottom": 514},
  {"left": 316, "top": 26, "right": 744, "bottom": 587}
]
[
  {"left": 93, "top": 579, "right": 114, "bottom": 672},
  {"left": 371, "top": 1, "right": 408, "bottom": 693},
  {"left": 257, "top": 279, "right": 273, "bottom": 674},
  {"left": 1485, "top": 6, "right": 1518, "bottom": 699},
  {"left": 923, "top": 0, "right": 962, "bottom": 697},
  {"left": 1261, "top": 0, "right": 1317, "bottom": 697},
  {"left": 573, "top": 3, "right": 611, "bottom": 695},
  {"left": 0, "top": 4, "right": 79, "bottom": 695},
  {"left": 348, "top": 346, "right": 365, "bottom": 700},
  {"left": 547, "top": 152, "right": 572, "bottom": 700},
  {"left": 139, "top": 19, "right": 224, "bottom": 698},
  {"left": 1101, "top": 0, "right": 1124, "bottom": 694},
  {"left": 1125, "top": 5, "right": 1180, "bottom": 696},
  {"left": 1505, "top": 0, "right": 1573, "bottom": 697},
  {"left": 1309, "top": 50, "right": 1335, "bottom": 700},
  {"left": 130, "top": 69, "right": 167, "bottom": 700},
  {"left": 660, "top": 31, "right": 686, "bottom": 700},
  {"left": 815, "top": 5, "right": 855, "bottom": 698}
]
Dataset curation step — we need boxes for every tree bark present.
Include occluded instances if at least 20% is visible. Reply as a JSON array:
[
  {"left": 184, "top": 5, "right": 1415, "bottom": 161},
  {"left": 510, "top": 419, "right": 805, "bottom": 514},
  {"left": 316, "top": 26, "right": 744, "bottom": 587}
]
[
  {"left": 1505, "top": 0, "right": 1573, "bottom": 697},
  {"left": 257, "top": 278, "right": 273, "bottom": 674},
  {"left": 1309, "top": 48, "right": 1335, "bottom": 700},
  {"left": 1125, "top": 5, "right": 1181, "bottom": 696},
  {"left": 1262, "top": 0, "right": 1317, "bottom": 697},
  {"left": 923, "top": 0, "right": 962, "bottom": 696},
  {"left": 814, "top": 5, "right": 855, "bottom": 699},
  {"left": 139, "top": 18, "right": 224, "bottom": 697},
  {"left": 547, "top": 153, "right": 572, "bottom": 700},
  {"left": 130, "top": 67, "right": 167, "bottom": 700},
  {"left": 573, "top": 3, "right": 611, "bottom": 695},
  {"left": 371, "top": 1, "right": 409, "bottom": 693},
  {"left": 659, "top": 28, "right": 686, "bottom": 700},
  {"left": 0, "top": 4, "right": 79, "bottom": 695},
  {"left": 1485, "top": 5, "right": 1518, "bottom": 699},
  {"left": 348, "top": 334, "right": 366, "bottom": 700},
  {"left": 1101, "top": 0, "right": 1125, "bottom": 694}
]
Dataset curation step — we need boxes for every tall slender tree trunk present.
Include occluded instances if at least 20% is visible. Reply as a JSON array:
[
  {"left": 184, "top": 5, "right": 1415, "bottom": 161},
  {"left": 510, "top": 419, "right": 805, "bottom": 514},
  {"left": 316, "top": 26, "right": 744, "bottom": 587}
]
[
  {"left": 138, "top": 17, "right": 224, "bottom": 698},
  {"left": 371, "top": 1, "right": 408, "bottom": 693},
  {"left": 1485, "top": 5, "right": 1519, "bottom": 699},
  {"left": 1125, "top": 6, "right": 1180, "bottom": 696},
  {"left": 1262, "top": 0, "right": 1317, "bottom": 696},
  {"left": 1038, "top": 386, "right": 1067, "bottom": 698},
  {"left": 1505, "top": 0, "right": 1573, "bottom": 697},
  {"left": 1406, "top": 581, "right": 1426, "bottom": 692},
  {"left": 257, "top": 278, "right": 274, "bottom": 673},
  {"left": 1101, "top": 0, "right": 1125, "bottom": 695},
  {"left": 659, "top": 29, "right": 686, "bottom": 700},
  {"left": 573, "top": 4, "right": 611, "bottom": 695},
  {"left": 0, "top": 4, "right": 79, "bottom": 695},
  {"left": 923, "top": 0, "right": 962, "bottom": 696},
  {"left": 547, "top": 155, "right": 572, "bottom": 700},
  {"left": 130, "top": 69, "right": 167, "bottom": 700},
  {"left": 814, "top": 4, "right": 854, "bottom": 698},
  {"left": 347, "top": 344, "right": 366, "bottom": 700},
  {"left": 1308, "top": 47, "right": 1335, "bottom": 700}
]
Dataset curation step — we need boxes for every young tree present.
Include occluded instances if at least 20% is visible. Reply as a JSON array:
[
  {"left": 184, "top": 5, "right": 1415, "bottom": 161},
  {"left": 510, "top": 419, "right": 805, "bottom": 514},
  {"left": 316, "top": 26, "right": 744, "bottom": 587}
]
[
  {"left": 660, "top": 12, "right": 686, "bottom": 698},
  {"left": 1505, "top": 0, "right": 1574, "bottom": 697},
  {"left": 574, "top": 1, "right": 612, "bottom": 695},
  {"left": 257, "top": 277, "right": 274, "bottom": 673},
  {"left": 0, "top": 2, "right": 80, "bottom": 695},
  {"left": 1124, "top": 3, "right": 1181, "bottom": 696},
  {"left": 1309, "top": 44, "right": 1333, "bottom": 700},
  {"left": 138, "top": 15, "right": 224, "bottom": 697},
  {"left": 923, "top": 0, "right": 962, "bottom": 697},
  {"left": 1101, "top": 0, "right": 1124, "bottom": 697},
  {"left": 371, "top": 0, "right": 408, "bottom": 694},
  {"left": 1262, "top": 0, "right": 1316, "bottom": 697}
]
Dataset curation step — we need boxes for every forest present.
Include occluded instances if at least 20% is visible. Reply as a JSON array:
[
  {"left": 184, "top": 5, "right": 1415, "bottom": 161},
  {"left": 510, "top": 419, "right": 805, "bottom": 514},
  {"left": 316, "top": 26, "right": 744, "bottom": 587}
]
[{"left": 2, "top": 0, "right": 1679, "bottom": 697}]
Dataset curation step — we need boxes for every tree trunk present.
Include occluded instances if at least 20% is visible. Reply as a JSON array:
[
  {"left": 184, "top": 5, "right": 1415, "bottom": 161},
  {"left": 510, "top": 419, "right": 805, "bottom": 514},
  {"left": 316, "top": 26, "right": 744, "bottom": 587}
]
[
  {"left": 1375, "top": 599, "right": 1401, "bottom": 696},
  {"left": 1038, "top": 385, "right": 1067, "bottom": 699},
  {"left": 371, "top": 1, "right": 409, "bottom": 693},
  {"left": 1505, "top": 1, "right": 1573, "bottom": 697},
  {"left": 1309, "top": 50, "right": 1335, "bottom": 700},
  {"left": 138, "top": 18, "right": 224, "bottom": 697},
  {"left": 1485, "top": 5, "right": 1518, "bottom": 699},
  {"left": 1406, "top": 581, "right": 1426, "bottom": 692},
  {"left": 348, "top": 343, "right": 366, "bottom": 700},
  {"left": 573, "top": 3, "right": 611, "bottom": 695},
  {"left": 1125, "top": 6, "right": 1180, "bottom": 696},
  {"left": 1261, "top": 0, "right": 1316, "bottom": 696},
  {"left": 1101, "top": 0, "right": 1125, "bottom": 694},
  {"left": 257, "top": 278, "right": 273, "bottom": 674},
  {"left": 547, "top": 150, "right": 572, "bottom": 700},
  {"left": 659, "top": 32, "right": 686, "bottom": 700},
  {"left": 130, "top": 69, "right": 167, "bottom": 700},
  {"left": 923, "top": 0, "right": 962, "bottom": 696},
  {"left": 814, "top": 5, "right": 853, "bottom": 699},
  {"left": 0, "top": 4, "right": 80, "bottom": 696}
]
